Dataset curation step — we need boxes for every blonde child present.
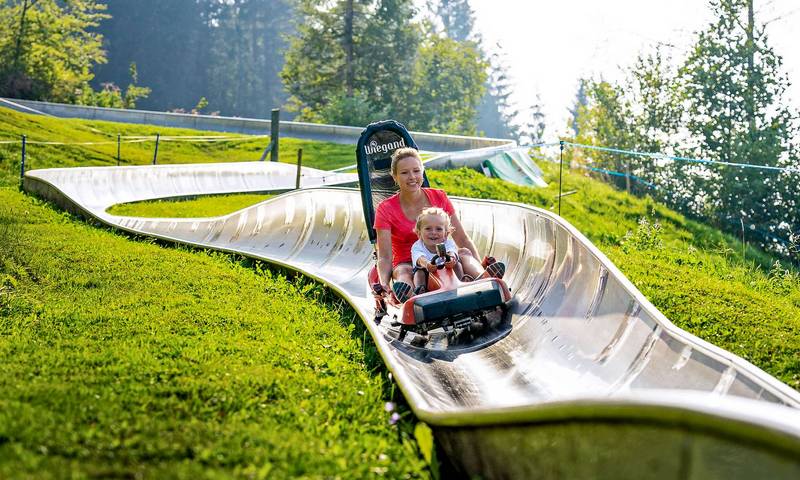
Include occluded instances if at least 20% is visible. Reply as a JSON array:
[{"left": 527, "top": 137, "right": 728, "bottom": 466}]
[{"left": 410, "top": 207, "right": 465, "bottom": 295}]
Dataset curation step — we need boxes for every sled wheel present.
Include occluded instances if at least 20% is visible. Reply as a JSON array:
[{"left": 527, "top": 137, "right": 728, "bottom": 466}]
[{"left": 398, "top": 327, "right": 407, "bottom": 342}]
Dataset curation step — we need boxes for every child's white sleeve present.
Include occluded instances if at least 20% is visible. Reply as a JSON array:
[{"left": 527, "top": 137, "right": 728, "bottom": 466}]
[
  {"left": 445, "top": 238, "right": 458, "bottom": 254},
  {"left": 411, "top": 240, "right": 429, "bottom": 266}
]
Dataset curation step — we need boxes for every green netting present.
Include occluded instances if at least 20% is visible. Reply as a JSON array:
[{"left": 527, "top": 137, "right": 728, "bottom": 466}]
[{"left": 481, "top": 149, "right": 547, "bottom": 187}]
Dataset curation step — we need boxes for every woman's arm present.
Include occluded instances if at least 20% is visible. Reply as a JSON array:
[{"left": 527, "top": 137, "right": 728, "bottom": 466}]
[
  {"left": 376, "top": 228, "right": 394, "bottom": 289},
  {"left": 450, "top": 213, "right": 480, "bottom": 259}
]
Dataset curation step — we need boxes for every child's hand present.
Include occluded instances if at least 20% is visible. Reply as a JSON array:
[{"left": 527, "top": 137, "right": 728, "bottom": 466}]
[
  {"left": 444, "top": 256, "right": 457, "bottom": 269},
  {"left": 426, "top": 262, "right": 437, "bottom": 274}
]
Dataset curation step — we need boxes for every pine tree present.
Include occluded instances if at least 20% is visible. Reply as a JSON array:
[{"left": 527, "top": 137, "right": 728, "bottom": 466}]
[
  {"left": 566, "top": 79, "right": 588, "bottom": 138},
  {"left": 281, "top": 0, "right": 419, "bottom": 123},
  {"left": 679, "top": 0, "right": 798, "bottom": 251},
  {"left": 428, "top": 0, "right": 478, "bottom": 43},
  {"left": 477, "top": 45, "right": 519, "bottom": 139},
  {"left": 518, "top": 96, "right": 546, "bottom": 146}
]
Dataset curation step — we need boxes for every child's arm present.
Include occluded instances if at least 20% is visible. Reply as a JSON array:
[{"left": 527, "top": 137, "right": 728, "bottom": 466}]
[{"left": 412, "top": 241, "right": 436, "bottom": 273}]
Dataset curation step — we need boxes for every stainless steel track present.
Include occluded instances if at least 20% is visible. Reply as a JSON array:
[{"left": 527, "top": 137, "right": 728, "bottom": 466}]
[{"left": 23, "top": 160, "right": 800, "bottom": 478}]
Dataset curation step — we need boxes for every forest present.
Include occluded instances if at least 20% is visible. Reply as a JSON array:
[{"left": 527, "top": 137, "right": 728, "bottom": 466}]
[{"left": 0, "top": 0, "right": 529, "bottom": 138}]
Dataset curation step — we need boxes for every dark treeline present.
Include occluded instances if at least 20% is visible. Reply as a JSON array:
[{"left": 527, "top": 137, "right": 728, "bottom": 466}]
[
  {"left": 93, "top": 0, "right": 294, "bottom": 117},
  {"left": 2, "top": 0, "right": 527, "bottom": 136}
]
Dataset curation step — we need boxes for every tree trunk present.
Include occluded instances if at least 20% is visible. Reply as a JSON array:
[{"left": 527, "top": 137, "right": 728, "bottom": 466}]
[
  {"left": 746, "top": 0, "right": 756, "bottom": 139},
  {"left": 12, "top": 0, "right": 36, "bottom": 72},
  {"left": 344, "top": 0, "right": 354, "bottom": 97}
]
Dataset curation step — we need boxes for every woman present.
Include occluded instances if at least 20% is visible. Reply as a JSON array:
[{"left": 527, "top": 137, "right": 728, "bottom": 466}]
[{"left": 373, "top": 147, "right": 504, "bottom": 302}]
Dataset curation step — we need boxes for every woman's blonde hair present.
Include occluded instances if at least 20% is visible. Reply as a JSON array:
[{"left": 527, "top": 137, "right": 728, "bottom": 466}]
[
  {"left": 390, "top": 147, "right": 422, "bottom": 176},
  {"left": 415, "top": 207, "right": 453, "bottom": 234}
]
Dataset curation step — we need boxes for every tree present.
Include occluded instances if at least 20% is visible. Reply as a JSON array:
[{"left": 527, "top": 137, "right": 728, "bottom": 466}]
[
  {"left": 0, "top": 0, "right": 108, "bottom": 102},
  {"left": 400, "top": 35, "right": 487, "bottom": 134},
  {"left": 575, "top": 80, "right": 636, "bottom": 192},
  {"left": 477, "top": 45, "right": 520, "bottom": 139},
  {"left": 679, "top": 0, "right": 798, "bottom": 250},
  {"left": 518, "top": 96, "right": 546, "bottom": 146},
  {"left": 205, "top": 0, "right": 294, "bottom": 117},
  {"left": 566, "top": 79, "right": 588, "bottom": 138},
  {"left": 281, "top": 0, "right": 419, "bottom": 124},
  {"left": 427, "top": 0, "right": 478, "bottom": 43}
]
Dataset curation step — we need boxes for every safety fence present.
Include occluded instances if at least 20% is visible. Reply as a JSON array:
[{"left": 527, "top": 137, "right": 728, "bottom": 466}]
[
  {"left": 0, "top": 131, "right": 350, "bottom": 190},
  {"left": 521, "top": 140, "right": 799, "bottom": 260}
]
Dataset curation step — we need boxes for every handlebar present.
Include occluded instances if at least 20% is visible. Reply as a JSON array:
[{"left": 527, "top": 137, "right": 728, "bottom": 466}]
[{"left": 430, "top": 243, "right": 451, "bottom": 270}]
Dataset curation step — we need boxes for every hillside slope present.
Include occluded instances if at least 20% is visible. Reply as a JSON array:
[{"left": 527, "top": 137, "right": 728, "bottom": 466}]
[{"left": 1, "top": 108, "right": 798, "bottom": 476}]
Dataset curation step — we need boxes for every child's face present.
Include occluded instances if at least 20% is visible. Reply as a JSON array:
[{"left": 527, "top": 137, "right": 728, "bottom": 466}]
[{"left": 418, "top": 214, "right": 448, "bottom": 248}]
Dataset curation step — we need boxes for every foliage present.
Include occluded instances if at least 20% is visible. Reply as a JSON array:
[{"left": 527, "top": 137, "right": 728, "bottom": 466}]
[
  {"left": 318, "top": 91, "right": 389, "bottom": 127},
  {"left": 517, "top": 96, "right": 547, "bottom": 146},
  {"left": 566, "top": 78, "right": 588, "bottom": 137},
  {"left": 621, "top": 217, "right": 665, "bottom": 253},
  {"left": 281, "top": 0, "right": 419, "bottom": 124},
  {"left": 76, "top": 62, "right": 151, "bottom": 109},
  {"left": 282, "top": 0, "right": 487, "bottom": 134},
  {"left": 0, "top": 0, "right": 108, "bottom": 102},
  {"left": 204, "top": 0, "right": 295, "bottom": 117},
  {"left": 400, "top": 35, "right": 487, "bottom": 134},
  {"left": 575, "top": 80, "right": 636, "bottom": 192},
  {"left": 96, "top": 0, "right": 292, "bottom": 116},
  {"left": 426, "top": 0, "right": 478, "bottom": 43},
  {"left": 477, "top": 45, "right": 520, "bottom": 139},
  {"left": 678, "top": 0, "right": 798, "bottom": 254},
  {"left": 572, "top": 0, "right": 799, "bottom": 261}
]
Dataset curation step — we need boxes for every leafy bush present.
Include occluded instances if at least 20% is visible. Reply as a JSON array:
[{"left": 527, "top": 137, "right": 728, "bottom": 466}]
[{"left": 621, "top": 217, "right": 664, "bottom": 253}]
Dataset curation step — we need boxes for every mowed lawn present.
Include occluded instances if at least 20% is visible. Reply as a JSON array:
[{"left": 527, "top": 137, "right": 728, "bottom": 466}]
[
  {"left": 0, "top": 106, "right": 799, "bottom": 477},
  {"left": 0, "top": 108, "right": 429, "bottom": 478}
]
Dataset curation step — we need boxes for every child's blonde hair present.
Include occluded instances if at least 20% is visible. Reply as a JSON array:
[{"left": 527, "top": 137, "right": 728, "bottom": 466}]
[{"left": 415, "top": 207, "right": 453, "bottom": 234}]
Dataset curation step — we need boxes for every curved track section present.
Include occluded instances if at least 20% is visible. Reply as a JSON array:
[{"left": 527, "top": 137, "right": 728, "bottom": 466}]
[{"left": 23, "top": 161, "right": 800, "bottom": 478}]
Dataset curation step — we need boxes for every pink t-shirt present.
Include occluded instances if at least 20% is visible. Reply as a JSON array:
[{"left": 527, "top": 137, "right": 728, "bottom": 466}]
[{"left": 373, "top": 188, "right": 455, "bottom": 267}]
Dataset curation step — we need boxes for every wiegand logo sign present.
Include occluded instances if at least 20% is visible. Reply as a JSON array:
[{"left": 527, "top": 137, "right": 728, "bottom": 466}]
[{"left": 364, "top": 137, "right": 406, "bottom": 156}]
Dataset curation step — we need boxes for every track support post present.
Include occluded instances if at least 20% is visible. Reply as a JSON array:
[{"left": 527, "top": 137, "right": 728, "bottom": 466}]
[
  {"left": 558, "top": 140, "right": 564, "bottom": 216},
  {"left": 152, "top": 133, "right": 160, "bottom": 165},
  {"left": 270, "top": 109, "right": 280, "bottom": 162}
]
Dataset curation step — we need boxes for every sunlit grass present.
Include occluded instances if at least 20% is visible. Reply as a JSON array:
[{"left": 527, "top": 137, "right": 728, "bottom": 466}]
[
  {"left": 107, "top": 193, "right": 275, "bottom": 218},
  {"left": 430, "top": 166, "right": 799, "bottom": 390}
]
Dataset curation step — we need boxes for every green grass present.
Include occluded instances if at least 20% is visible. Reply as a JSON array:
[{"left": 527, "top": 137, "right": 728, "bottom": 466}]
[
  {"left": 429, "top": 166, "right": 799, "bottom": 390},
  {"left": 0, "top": 107, "right": 430, "bottom": 477},
  {"left": 0, "top": 190, "right": 427, "bottom": 478},
  {"left": 107, "top": 193, "right": 275, "bottom": 218},
  {"left": 0, "top": 106, "right": 353, "bottom": 188},
  {"left": 0, "top": 106, "right": 799, "bottom": 476}
]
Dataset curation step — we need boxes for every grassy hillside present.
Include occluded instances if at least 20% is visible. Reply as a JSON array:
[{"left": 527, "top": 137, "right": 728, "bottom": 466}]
[
  {"left": 0, "top": 108, "right": 429, "bottom": 478},
  {"left": 1, "top": 106, "right": 799, "bottom": 476},
  {"left": 0, "top": 106, "right": 353, "bottom": 188},
  {"left": 431, "top": 166, "right": 799, "bottom": 389}
]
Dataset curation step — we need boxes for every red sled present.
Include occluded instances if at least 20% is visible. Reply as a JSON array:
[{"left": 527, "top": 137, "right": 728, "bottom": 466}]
[{"left": 370, "top": 245, "right": 512, "bottom": 343}]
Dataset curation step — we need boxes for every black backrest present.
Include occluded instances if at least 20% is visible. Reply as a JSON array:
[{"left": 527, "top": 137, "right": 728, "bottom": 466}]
[{"left": 355, "top": 120, "right": 429, "bottom": 244}]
